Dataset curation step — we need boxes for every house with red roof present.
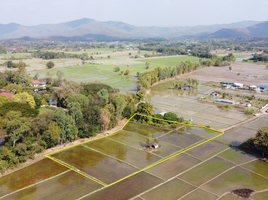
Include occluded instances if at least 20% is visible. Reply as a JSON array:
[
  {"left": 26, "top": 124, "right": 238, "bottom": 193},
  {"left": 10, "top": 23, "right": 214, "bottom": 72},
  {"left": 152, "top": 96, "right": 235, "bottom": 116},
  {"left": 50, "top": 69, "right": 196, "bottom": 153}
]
[
  {"left": 0, "top": 92, "right": 14, "bottom": 99},
  {"left": 31, "top": 80, "right": 46, "bottom": 92}
]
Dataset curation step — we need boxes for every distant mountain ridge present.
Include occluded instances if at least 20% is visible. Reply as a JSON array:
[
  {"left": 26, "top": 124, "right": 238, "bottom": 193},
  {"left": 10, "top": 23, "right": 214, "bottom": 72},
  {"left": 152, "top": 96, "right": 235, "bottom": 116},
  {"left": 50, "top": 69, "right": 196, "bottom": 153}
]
[
  {"left": 206, "top": 21, "right": 268, "bottom": 38},
  {"left": 0, "top": 18, "right": 265, "bottom": 40}
]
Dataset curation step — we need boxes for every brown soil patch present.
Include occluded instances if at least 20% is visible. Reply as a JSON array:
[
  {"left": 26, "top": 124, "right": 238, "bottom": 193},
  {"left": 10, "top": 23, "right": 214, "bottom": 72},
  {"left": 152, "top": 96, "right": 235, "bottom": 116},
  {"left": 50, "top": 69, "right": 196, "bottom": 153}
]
[
  {"left": 231, "top": 188, "right": 254, "bottom": 199},
  {"left": 182, "top": 63, "right": 268, "bottom": 85}
]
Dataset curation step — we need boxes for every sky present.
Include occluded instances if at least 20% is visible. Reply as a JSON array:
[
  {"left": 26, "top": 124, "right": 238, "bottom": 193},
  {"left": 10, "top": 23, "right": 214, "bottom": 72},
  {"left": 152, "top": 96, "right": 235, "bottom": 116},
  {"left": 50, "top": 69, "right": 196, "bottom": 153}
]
[{"left": 1, "top": 0, "right": 268, "bottom": 27}]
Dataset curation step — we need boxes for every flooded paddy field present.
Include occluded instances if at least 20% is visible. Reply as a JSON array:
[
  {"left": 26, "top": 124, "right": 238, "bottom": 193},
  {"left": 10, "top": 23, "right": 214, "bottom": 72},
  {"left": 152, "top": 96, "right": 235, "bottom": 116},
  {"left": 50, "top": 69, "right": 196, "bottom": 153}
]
[
  {"left": 151, "top": 83, "right": 251, "bottom": 130},
  {"left": 51, "top": 145, "right": 137, "bottom": 185},
  {"left": 0, "top": 158, "right": 67, "bottom": 197},
  {"left": 1, "top": 123, "right": 268, "bottom": 199},
  {"left": 85, "top": 138, "right": 161, "bottom": 169},
  {"left": 201, "top": 167, "right": 268, "bottom": 196},
  {"left": 146, "top": 153, "right": 200, "bottom": 180},
  {"left": 217, "top": 127, "right": 257, "bottom": 146},
  {"left": 243, "top": 116, "right": 268, "bottom": 131},
  {"left": 83, "top": 172, "right": 163, "bottom": 200},
  {"left": 179, "top": 157, "right": 234, "bottom": 186},
  {"left": 160, "top": 131, "right": 203, "bottom": 148},
  {"left": 2, "top": 171, "right": 102, "bottom": 200},
  {"left": 141, "top": 178, "right": 195, "bottom": 200},
  {"left": 123, "top": 122, "right": 171, "bottom": 138},
  {"left": 181, "top": 189, "right": 217, "bottom": 200},
  {"left": 186, "top": 141, "right": 228, "bottom": 160}
]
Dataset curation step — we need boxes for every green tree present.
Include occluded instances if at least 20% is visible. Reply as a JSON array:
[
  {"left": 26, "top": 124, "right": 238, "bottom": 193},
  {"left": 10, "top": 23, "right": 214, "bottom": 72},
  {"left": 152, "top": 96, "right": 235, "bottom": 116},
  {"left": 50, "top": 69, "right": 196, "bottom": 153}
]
[
  {"left": 4, "top": 111, "right": 31, "bottom": 147},
  {"left": 252, "top": 127, "right": 268, "bottom": 157},
  {"left": 53, "top": 108, "right": 77, "bottom": 144},
  {"left": 13, "top": 92, "right": 36, "bottom": 108},
  {"left": 68, "top": 102, "right": 83, "bottom": 125},
  {"left": 46, "top": 61, "right": 55, "bottom": 69},
  {"left": 18, "top": 60, "right": 26, "bottom": 73},
  {"left": 164, "top": 112, "right": 178, "bottom": 122},
  {"left": 7, "top": 61, "right": 12, "bottom": 68},
  {"left": 113, "top": 94, "right": 126, "bottom": 121},
  {"left": 0, "top": 95, "right": 12, "bottom": 106},
  {"left": 137, "top": 102, "right": 154, "bottom": 116},
  {"left": 97, "top": 89, "right": 109, "bottom": 104},
  {"left": 66, "top": 94, "right": 89, "bottom": 108}
]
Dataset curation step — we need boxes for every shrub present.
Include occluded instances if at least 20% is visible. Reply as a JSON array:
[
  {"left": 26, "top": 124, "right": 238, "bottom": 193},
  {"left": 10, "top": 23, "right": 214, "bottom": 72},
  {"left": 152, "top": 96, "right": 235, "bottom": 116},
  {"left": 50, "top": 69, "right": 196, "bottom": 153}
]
[{"left": 46, "top": 61, "right": 55, "bottom": 69}]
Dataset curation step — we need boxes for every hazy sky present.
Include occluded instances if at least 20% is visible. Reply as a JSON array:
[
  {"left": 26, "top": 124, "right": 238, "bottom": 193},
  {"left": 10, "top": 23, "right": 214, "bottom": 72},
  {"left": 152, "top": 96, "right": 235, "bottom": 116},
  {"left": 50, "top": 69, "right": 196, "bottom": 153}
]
[{"left": 1, "top": 0, "right": 268, "bottom": 27}]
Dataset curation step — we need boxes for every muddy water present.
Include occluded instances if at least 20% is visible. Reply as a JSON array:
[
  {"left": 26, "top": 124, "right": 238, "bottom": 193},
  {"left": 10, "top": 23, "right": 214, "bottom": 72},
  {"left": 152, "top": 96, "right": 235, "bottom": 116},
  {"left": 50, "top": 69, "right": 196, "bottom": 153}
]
[
  {"left": 123, "top": 122, "right": 169, "bottom": 138},
  {"left": 0, "top": 158, "right": 67, "bottom": 197},
  {"left": 52, "top": 145, "right": 137, "bottom": 184},
  {"left": 83, "top": 172, "right": 163, "bottom": 200},
  {"left": 186, "top": 141, "right": 228, "bottom": 160},
  {"left": 160, "top": 131, "right": 203, "bottom": 148},
  {"left": 146, "top": 153, "right": 200, "bottom": 180},
  {"left": 85, "top": 138, "right": 161, "bottom": 169},
  {"left": 242, "top": 159, "right": 268, "bottom": 178},
  {"left": 2, "top": 171, "right": 102, "bottom": 200}
]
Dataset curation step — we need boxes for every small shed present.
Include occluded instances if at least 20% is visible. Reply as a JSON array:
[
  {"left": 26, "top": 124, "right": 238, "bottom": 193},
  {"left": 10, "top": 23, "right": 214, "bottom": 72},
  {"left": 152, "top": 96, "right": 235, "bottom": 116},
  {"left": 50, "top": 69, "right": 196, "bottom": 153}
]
[
  {"left": 152, "top": 143, "right": 159, "bottom": 149},
  {"left": 234, "top": 83, "right": 243, "bottom": 88},
  {"left": 250, "top": 85, "right": 257, "bottom": 90}
]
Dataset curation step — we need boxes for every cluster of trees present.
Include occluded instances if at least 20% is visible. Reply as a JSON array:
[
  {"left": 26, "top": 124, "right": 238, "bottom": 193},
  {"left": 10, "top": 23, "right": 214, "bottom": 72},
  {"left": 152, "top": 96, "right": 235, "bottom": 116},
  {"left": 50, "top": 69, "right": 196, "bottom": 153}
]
[
  {"left": 190, "top": 49, "right": 213, "bottom": 58},
  {"left": 199, "top": 53, "right": 235, "bottom": 67},
  {"left": 248, "top": 52, "right": 268, "bottom": 62},
  {"left": 0, "top": 78, "right": 151, "bottom": 173},
  {"left": 32, "top": 51, "right": 92, "bottom": 60},
  {"left": 173, "top": 78, "right": 199, "bottom": 90},
  {"left": 138, "top": 61, "right": 200, "bottom": 89},
  {"left": 0, "top": 60, "right": 26, "bottom": 69}
]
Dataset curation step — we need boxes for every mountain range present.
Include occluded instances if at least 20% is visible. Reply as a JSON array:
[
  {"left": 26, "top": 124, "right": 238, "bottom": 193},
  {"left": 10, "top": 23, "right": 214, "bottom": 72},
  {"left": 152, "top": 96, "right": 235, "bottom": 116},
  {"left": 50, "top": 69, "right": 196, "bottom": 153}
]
[{"left": 0, "top": 18, "right": 267, "bottom": 40}]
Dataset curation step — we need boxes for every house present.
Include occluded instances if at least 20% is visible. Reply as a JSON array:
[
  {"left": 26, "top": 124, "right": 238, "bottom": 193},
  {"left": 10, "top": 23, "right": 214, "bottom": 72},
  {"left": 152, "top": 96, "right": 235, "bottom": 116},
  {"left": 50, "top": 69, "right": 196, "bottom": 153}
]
[
  {"left": 250, "top": 85, "right": 257, "bottom": 90},
  {"left": 31, "top": 80, "right": 46, "bottom": 92},
  {"left": 152, "top": 143, "right": 159, "bottom": 149},
  {"left": 216, "top": 99, "right": 235, "bottom": 105},
  {"left": 233, "top": 83, "right": 243, "bottom": 88},
  {"left": 0, "top": 92, "right": 14, "bottom": 99},
  {"left": 211, "top": 92, "right": 219, "bottom": 96}
]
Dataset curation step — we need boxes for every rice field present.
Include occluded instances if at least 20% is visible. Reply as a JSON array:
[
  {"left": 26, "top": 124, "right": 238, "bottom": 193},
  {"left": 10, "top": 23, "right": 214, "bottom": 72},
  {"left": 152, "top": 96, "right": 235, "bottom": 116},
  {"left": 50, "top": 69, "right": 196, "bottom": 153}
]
[{"left": 0, "top": 122, "right": 267, "bottom": 199}]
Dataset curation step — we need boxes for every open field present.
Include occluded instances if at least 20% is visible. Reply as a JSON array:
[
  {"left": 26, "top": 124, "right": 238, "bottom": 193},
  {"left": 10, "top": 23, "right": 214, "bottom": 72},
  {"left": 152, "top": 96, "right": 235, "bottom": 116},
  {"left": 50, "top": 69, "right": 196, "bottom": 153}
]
[{"left": 1, "top": 119, "right": 267, "bottom": 199}]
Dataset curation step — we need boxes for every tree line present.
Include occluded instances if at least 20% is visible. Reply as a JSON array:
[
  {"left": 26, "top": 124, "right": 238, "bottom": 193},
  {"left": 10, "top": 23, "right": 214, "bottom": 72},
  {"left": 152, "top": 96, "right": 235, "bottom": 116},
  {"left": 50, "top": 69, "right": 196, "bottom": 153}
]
[{"left": 138, "top": 61, "right": 200, "bottom": 89}]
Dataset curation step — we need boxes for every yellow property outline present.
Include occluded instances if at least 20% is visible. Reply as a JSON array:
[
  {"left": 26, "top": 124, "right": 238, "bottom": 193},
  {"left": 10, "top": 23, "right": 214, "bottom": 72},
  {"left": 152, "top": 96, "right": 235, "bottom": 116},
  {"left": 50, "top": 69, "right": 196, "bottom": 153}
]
[{"left": 46, "top": 113, "right": 224, "bottom": 187}]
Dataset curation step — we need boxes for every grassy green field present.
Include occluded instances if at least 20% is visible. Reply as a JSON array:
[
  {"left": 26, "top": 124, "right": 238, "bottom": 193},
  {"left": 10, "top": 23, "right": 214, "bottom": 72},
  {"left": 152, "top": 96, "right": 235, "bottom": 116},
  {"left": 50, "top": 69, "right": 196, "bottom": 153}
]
[
  {"left": 38, "top": 107, "right": 55, "bottom": 115},
  {"left": 27, "top": 55, "right": 198, "bottom": 92}
]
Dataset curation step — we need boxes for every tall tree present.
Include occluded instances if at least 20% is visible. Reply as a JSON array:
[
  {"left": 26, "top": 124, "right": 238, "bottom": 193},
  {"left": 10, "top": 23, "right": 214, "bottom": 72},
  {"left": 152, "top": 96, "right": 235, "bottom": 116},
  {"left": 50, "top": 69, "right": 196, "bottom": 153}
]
[
  {"left": 252, "top": 127, "right": 268, "bottom": 157},
  {"left": 97, "top": 89, "right": 109, "bottom": 104},
  {"left": 4, "top": 111, "right": 30, "bottom": 147}
]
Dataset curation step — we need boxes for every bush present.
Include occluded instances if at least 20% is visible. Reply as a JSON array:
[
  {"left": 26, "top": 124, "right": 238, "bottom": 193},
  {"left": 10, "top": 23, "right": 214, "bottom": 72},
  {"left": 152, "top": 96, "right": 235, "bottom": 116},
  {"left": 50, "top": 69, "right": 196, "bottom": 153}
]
[
  {"left": 124, "top": 70, "right": 130, "bottom": 75},
  {"left": 29, "top": 153, "right": 35, "bottom": 160},
  {"left": 114, "top": 67, "right": 120, "bottom": 72},
  {"left": 18, "top": 156, "right": 26, "bottom": 163},
  {"left": 164, "top": 112, "right": 178, "bottom": 122},
  {"left": 46, "top": 61, "right": 55, "bottom": 69}
]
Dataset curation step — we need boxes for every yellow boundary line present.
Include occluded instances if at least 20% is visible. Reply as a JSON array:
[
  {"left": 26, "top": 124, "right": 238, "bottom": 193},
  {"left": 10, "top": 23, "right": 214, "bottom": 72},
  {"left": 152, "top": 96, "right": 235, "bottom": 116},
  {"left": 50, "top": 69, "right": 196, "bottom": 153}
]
[{"left": 46, "top": 113, "right": 224, "bottom": 187}]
